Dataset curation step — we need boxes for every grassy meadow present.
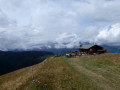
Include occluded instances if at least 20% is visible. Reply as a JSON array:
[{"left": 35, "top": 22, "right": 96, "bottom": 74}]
[{"left": 0, "top": 53, "right": 120, "bottom": 90}]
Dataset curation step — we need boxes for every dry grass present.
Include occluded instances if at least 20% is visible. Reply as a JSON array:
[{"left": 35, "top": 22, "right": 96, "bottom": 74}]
[
  {"left": 64, "top": 53, "right": 120, "bottom": 90},
  {"left": 0, "top": 53, "right": 120, "bottom": 90},
  {"left": 0, "top": 63, "right": 41, "bottom": 90},
  {"left": 19, "top": 56, "right": 98, "bottom": 90}
]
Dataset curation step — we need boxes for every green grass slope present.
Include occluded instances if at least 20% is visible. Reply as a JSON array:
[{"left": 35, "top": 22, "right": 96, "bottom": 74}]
[{"left": 0, "top": 53, "right": 120, "bottom": 90}]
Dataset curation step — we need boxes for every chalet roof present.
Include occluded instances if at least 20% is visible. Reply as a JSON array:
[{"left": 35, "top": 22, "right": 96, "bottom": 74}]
[{"left": 79, "top": 44, "right": 95, "bottom": 49}]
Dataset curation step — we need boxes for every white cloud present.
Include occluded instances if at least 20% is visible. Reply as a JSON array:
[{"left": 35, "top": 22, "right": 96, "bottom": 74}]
[
  {"left": 96, "top": 23, "right": 120, "bottom": 45},
  {"left": 80, "top": 26, "right": 99, "bottom": 42},
  {"left": 55, "top": 33, "right": 80, "bottom": 48},
  {"left": 0, "top": 0, "right": 120, "bottom": 50},
  {"left": 73, "top": 0, "right": 120, "bottom": 24}
]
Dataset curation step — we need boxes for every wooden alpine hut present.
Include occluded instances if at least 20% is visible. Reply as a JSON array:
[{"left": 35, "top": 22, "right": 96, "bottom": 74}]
[{"left": 79, "top": 44, "right": 106, "bottom": 55}]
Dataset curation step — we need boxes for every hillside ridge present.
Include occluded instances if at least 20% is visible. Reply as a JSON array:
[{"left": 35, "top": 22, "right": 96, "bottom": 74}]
[{"left": 0, "top": 53, "right": 120, "bottom": 90}]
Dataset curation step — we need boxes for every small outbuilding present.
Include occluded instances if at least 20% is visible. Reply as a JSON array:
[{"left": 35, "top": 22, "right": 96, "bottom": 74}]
[{"left": 66, "top": 51, "right": 78, "bottom": 56}]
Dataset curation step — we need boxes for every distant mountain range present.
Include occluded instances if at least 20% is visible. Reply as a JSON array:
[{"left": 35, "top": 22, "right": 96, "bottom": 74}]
[
  {"left": 4, "top": 41, "right": 120, "bottom": 54},
  {"left": 101, "top": 45, "right": 120, "bottom": 53},
  {"left": 7, "top": 44, "right": 120, "bottom": 54},
  {"left": 40, "top": 45, "right": 120, "bottom": 54}
]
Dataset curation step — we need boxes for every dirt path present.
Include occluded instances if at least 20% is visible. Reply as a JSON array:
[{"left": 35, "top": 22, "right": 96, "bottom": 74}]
[{"left": 64, "top": 58, "right": 118, "bottom": 90}]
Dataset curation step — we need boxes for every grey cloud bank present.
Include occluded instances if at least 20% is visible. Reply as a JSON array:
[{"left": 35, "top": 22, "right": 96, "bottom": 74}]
[{"left": 0, "top": 0, "right": 120, "bottom": 51}]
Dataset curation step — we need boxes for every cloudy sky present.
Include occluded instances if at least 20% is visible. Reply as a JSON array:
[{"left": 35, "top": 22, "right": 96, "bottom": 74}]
[{"left": 0, "top": 0, "right": 120, "bottom": 50}]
